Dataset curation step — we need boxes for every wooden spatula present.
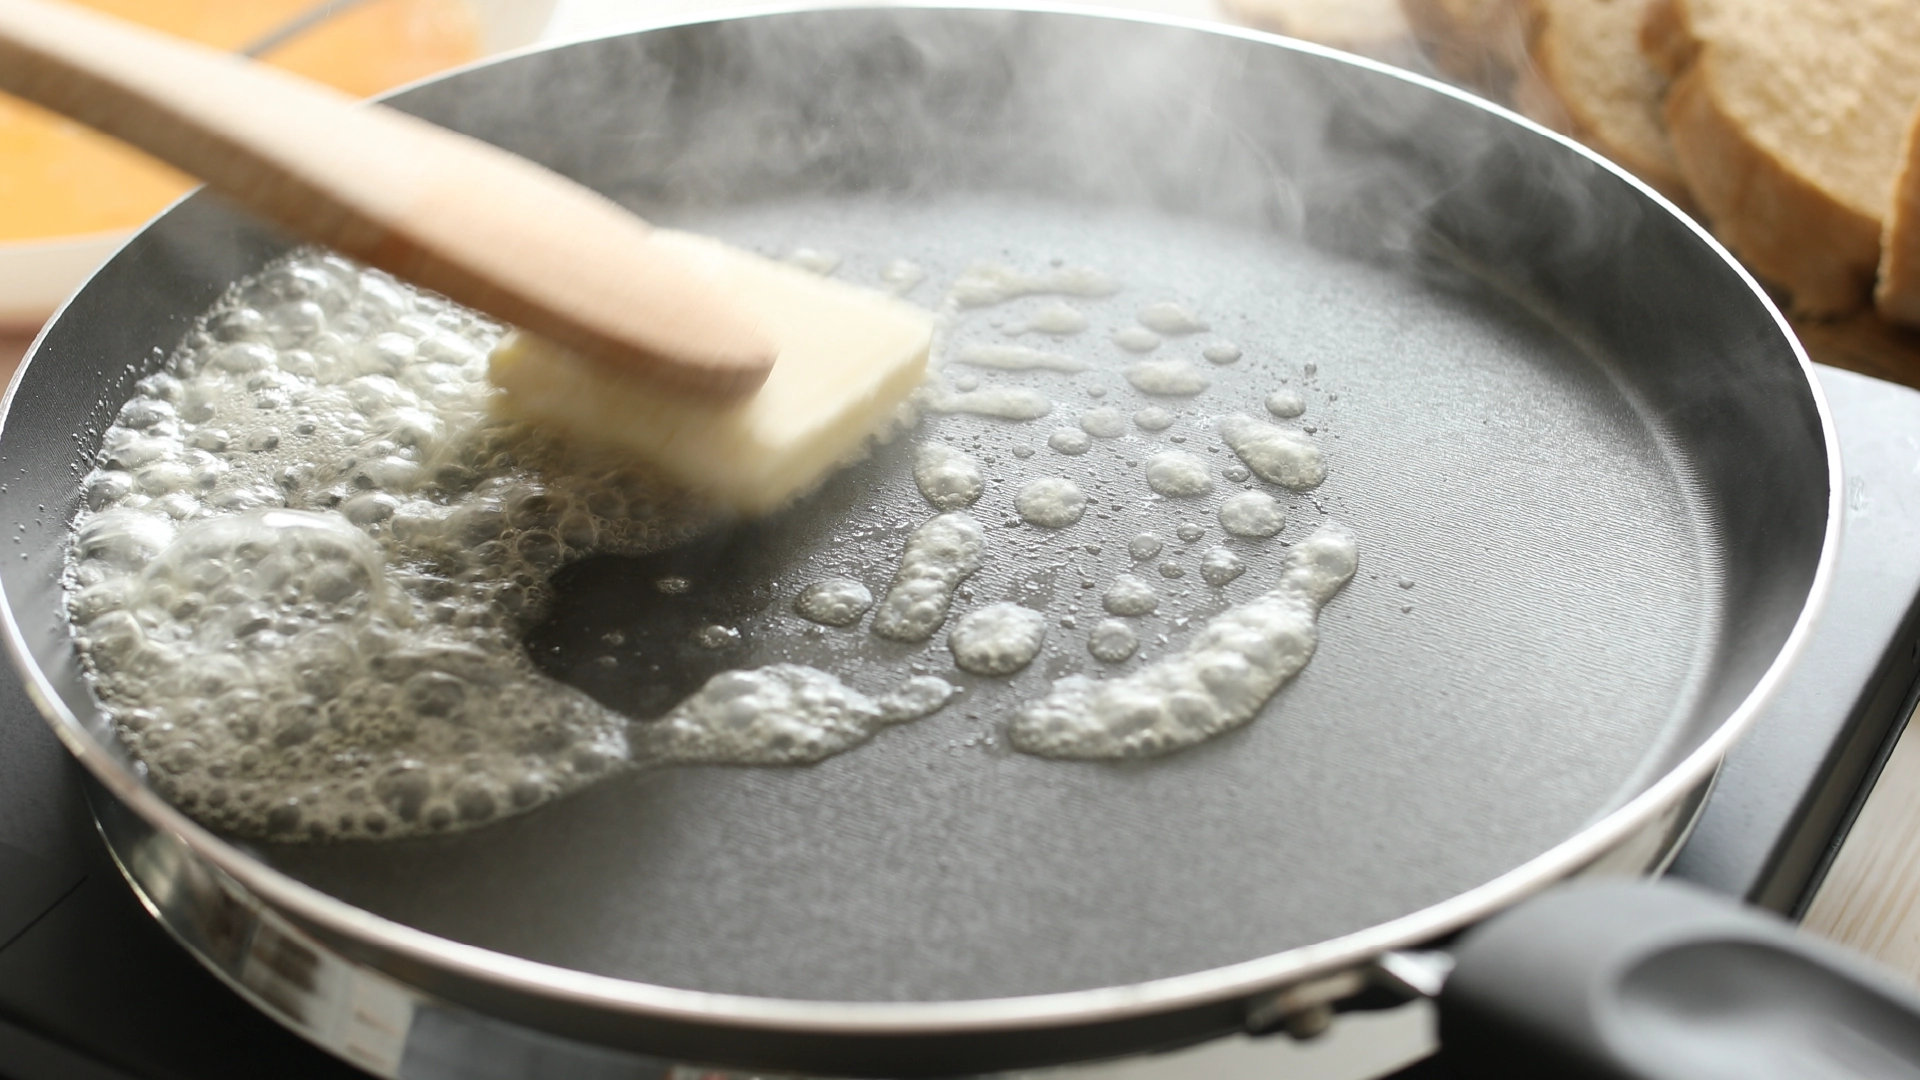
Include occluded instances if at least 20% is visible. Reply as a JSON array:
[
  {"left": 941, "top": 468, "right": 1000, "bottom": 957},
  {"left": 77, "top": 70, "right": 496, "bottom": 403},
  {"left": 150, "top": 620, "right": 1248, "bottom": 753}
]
[
  {"left": 0, "top": 0, "right": 789, "bottom": 399},
  {"left": 0, "top": 0, "right": 936, "bottom": 511}
]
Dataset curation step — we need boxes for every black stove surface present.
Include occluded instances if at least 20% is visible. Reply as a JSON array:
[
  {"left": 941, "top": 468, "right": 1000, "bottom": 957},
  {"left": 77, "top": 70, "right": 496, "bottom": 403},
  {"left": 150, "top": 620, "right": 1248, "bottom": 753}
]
[
  {"left": 0, "top": 677, "right": 365, "bottom": 1079},
  {"left": 2, "top": 365, "right": 1918, "bottom": 1080}
]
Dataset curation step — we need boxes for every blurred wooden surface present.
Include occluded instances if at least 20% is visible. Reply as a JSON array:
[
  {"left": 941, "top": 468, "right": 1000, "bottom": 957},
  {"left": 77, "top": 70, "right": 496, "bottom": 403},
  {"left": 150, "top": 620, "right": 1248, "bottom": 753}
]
[
  {"left": 1803, "top": 703, "right": 1920, "bottom": 985},
  {"left": 1790, "top": 313, "right": 1920, "bottom": 391}
]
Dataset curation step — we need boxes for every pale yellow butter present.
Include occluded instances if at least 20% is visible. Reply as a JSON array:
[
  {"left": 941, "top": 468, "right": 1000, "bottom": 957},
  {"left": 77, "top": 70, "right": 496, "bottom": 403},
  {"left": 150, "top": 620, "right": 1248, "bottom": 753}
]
[{"left": 488, "top": 230, "right": 933, "bottom": 514}]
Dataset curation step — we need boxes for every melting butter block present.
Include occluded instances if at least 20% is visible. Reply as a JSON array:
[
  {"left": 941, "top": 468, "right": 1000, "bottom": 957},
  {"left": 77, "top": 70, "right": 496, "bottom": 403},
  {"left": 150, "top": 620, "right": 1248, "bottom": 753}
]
[{"left": 489, "top": 230, "right": 933, "bottom": 513}]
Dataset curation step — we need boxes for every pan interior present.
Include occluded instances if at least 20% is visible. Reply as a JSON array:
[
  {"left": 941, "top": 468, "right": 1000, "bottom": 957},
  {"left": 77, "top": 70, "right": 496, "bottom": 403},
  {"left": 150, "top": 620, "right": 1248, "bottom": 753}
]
[
  {"left": 256, "top": 189, "right": 1721, "bottom": 1001},
  {"left": 9, "top": 8, "right": 1824, "bottom": 1010}
]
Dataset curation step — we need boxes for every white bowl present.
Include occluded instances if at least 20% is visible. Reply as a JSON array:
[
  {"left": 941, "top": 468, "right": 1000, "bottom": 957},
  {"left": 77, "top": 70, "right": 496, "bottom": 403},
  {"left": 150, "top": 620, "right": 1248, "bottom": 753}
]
[{"left": 0, "top": 231, "right": 128, "bottom": 333}]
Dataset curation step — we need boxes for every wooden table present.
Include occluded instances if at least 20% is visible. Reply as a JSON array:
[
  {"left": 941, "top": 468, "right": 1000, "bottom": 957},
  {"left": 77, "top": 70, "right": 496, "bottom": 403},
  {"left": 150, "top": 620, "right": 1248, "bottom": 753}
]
[{"left": 1803, "top": 701, "right": 1920, "bottom": 983}]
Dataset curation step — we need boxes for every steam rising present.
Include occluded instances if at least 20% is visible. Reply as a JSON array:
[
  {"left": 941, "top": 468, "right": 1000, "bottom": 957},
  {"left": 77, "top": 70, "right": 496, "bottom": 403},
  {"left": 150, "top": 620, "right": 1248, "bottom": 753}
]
[{"left": 394, "top": 6, "right": 1643, "bottom": 322}]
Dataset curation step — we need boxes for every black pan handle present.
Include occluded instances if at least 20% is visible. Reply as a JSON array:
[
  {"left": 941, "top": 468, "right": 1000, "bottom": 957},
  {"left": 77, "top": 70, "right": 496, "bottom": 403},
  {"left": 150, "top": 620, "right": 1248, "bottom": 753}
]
[{"left": 1437, "top": 879, "right": 1920, "bottom": 1080}]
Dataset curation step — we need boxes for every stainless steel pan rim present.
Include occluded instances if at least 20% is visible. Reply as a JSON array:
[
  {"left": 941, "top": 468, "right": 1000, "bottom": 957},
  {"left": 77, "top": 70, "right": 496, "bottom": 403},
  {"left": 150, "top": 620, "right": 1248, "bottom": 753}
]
[{"left": 0, "top": 0, "right": 1844, "bottom": 1040}]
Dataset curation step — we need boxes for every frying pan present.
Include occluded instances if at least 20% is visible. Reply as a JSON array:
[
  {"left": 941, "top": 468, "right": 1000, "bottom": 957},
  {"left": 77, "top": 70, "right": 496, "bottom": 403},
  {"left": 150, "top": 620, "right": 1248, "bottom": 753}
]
[{"left": 0, "top": 5, "right": 1882, "bottom": 1077}]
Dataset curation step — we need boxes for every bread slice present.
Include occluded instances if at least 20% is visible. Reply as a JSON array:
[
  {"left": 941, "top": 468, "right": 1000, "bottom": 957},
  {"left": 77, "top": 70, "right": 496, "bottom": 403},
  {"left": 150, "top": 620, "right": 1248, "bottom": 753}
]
[
  {"left": 1653, "top": 0, "right": 1920, "bottom": 316},
  {"left": 1878, "top": 103, "right": 1920, "bottom": 327},
  {"left": 1399, "top": 0, "right": 1533, "bottom": 94},
  {"left": 1520, "top": 0, "right": 1690, "bottom": 204}
]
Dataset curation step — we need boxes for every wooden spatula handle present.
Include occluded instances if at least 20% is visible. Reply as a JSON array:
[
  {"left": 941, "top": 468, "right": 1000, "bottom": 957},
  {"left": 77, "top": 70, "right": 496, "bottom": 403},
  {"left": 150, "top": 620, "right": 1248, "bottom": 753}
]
[{"left": 0, "top": 0, "right": 776, "bottom": 398}]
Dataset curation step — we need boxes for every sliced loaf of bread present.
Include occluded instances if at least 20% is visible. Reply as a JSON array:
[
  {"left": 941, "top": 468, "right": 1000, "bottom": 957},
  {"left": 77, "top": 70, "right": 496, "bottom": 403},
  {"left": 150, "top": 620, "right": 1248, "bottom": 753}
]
[
  {"left": 1650, "top": 0, "right": 1920, "bottom": 316},
  {"left": 1879, "top": 104, "right": 1920, "bottom": 327}
]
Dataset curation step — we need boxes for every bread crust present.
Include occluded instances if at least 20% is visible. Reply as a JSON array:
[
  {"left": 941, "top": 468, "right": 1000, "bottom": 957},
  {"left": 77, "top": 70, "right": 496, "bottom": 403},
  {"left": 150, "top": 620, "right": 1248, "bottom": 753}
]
[
  {"left": 1636, "top": 0, "right": 1693, "bottom": 80},
  {"left": 1878, "top": 104, "right": 1920, "bottom": 328}
]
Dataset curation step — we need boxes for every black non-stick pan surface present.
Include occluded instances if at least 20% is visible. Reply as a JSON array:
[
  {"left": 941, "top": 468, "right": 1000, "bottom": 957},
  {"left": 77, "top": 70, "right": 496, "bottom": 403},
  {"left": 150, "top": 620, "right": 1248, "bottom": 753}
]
[{"left": 3, "top": 1, "right": 1828, "bottom": 1029}]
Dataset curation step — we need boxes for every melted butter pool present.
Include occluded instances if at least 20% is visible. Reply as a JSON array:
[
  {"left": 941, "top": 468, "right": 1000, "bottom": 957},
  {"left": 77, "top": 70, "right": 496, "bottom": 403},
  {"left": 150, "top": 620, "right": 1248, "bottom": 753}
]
[
  {"left": 71, "top": 210, "right": 1367, "bottom": 845},
  {"left": 67, "top": 253, "right": 729, "bottom": 840}
]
